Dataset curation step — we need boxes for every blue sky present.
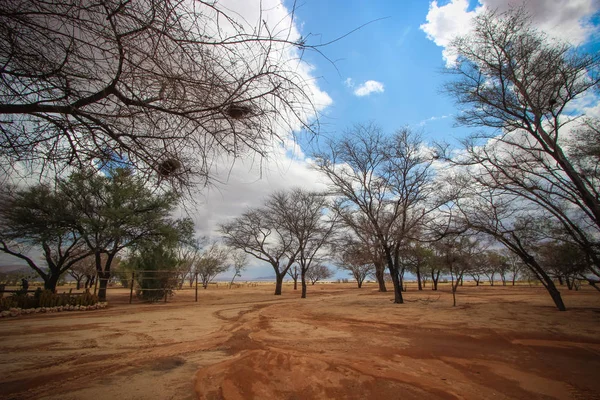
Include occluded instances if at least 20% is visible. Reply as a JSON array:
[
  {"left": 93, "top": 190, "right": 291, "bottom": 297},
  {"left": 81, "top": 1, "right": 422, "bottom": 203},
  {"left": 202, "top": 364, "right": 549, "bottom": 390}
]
[{"left": 294, "top": 0, "right": 463, "bottom": 144}]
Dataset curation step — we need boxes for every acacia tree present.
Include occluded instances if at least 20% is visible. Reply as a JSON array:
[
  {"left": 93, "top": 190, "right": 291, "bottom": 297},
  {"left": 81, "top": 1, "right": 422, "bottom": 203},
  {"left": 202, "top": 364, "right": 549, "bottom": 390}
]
[
  {"left": 125, "top": 240, "right": 181, "bottom": 302},
  {"left": 287, "top": 265, "right": 300, "bottom": 290},
  {"left": 404, "top": 242, "right": 434, "bottom": 291},
  {"left": 443, "top": 6, "right": 600, "bottom": 287},
  {"left": 0, "top": 0, "right": 327, "bottom": 190},
  {"left": 332, "top": 215, "right": 387, "bottom": 292},
  {"left": 59, "top": 168, "right": 190, "bottom": 301},
  {"left": 268, "top": 189, "right": 337, "bottom": 298},
  {"left": 306, "top": 264, "right": 333, "bottom": 285},
  {"left": 220, "top": 208, "right": 300, "bottom": 295},
  {"left": 314, "top": 124, "right": 436, "bottom": 303},
  {"left": 0, "top": 184, "right": 91, "bottom": 291},
  {"left": 68, "top": 255, "right": 98, "bottom": 290},
  {"left": 229, "top": 251, "right": 247, "bottom": 288},
  {"left": 336, "top": 240, "right": 375, "bottom": 288},
  {"left": 506, "top": 252, "right": 525, "bottom": 285},
  {"left": 537, "top": 241, "right": 588, "bottom": 290},
  {"left": 195, "top": 242, "right": 230, "bottom": 289},
  {"left": 447, "top": 181, "right": 567, "bottom": 311},
  {"left": 433, "top": 235, "right": 480, "bottom": 307},
  {"left": 482, "top": 251, "right": 507, "bottom": 287}
]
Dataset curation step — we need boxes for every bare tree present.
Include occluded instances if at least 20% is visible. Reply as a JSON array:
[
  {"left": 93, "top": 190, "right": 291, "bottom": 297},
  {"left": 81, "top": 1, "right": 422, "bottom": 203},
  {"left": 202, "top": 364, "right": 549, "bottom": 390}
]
[
  {"left": 403, "top": 242, "right": 434, "bottom": 291},
  {"left": 433, "top": 235, "right": 480, "bottom": 307},
  {"left": 313, "top": 124, "right": 436, "bottom": 304},
  {"left": 506, "top": 252, "right": 525, "bottom": 286},
  {"left": 306, "top": 264, "right": 333, "bottom": 285},
  {"left": 482, "top": 250, "right": 508, "bottom": 287},
  {"left": 220, "top": 208, "right": 299, "bottom": 295},
  {"left": 195, "top": 242, "right": 229, "bottom": 289},
  {"left": 68, "top": 255, "right": 97, "bottom": 290},
  {"left": 446, "top": 180, "right": 567, "bottom": 311},
  {"left": 336, "top": 241, "right": 375, "bottom": 288},
  {"left": 0, "top": 0, "right": 326, "bottom": 190},
  {"left": 442, "top": 6, "right": 600, "bottom": 287},
  {"left": 268, "top": 188, "right": 337, "bottom": 298},
  {"left": 287, "top": 265, "right": 300, "bottom": 290},
  {"left": 537, "top": 241, "right": 587, "bottom": 291},
  {"left": 229, "top": 251, "right": 247, "bottom": 288},
  {"left": 174, "top": 238, "right": 202, "bottom": 289}
]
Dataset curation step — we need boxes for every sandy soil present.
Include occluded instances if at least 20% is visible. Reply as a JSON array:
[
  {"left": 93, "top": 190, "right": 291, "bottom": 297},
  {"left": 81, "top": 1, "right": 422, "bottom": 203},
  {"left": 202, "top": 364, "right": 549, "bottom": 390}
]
[{"left": 1, "top": 282, "right": 600, "bottom": 400}]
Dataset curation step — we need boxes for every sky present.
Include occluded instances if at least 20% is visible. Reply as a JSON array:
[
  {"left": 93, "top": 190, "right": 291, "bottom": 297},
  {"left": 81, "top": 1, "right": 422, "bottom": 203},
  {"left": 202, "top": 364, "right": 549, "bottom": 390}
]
[{"left": 2, "top": 0, "right": 600, "bottom": 281}]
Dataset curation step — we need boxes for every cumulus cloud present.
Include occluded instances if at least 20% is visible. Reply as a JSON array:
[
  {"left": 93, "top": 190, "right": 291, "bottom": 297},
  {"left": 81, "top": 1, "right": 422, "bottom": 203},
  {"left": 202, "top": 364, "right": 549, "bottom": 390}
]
[
  {"left": 353, "top": 80, "right": 385, "bottom": 97},
  {"left": 420, "top": 0, "right": 599, "bottom": 66}
]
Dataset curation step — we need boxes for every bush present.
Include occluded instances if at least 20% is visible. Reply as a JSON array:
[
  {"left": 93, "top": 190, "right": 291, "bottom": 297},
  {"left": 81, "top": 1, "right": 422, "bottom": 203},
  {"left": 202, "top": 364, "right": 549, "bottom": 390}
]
[
  {"left": 135, "top": 270, "right": 177, "bottom": 302},
  {"left": 0, "top": 289, "right": 99, "bottom": 311}
]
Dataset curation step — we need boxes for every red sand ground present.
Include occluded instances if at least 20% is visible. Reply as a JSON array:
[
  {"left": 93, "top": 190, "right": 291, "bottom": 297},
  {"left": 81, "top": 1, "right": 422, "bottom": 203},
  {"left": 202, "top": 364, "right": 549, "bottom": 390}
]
[{"left": 1, "top": 283, "right": 600, "bottom": 399}]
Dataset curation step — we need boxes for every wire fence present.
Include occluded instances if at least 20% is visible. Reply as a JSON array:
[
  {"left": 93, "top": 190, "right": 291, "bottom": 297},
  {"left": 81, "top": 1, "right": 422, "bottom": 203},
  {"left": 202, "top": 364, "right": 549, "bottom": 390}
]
[{"left": 95, "top": 270, "right": 200, "bottom": 304}]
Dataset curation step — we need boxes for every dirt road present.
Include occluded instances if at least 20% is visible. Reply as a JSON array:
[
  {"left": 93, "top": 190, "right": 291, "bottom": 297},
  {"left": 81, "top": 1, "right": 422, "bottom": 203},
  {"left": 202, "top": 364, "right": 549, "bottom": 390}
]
[{"left": 1, "top": 283, "right": 599, "bottom": 399}]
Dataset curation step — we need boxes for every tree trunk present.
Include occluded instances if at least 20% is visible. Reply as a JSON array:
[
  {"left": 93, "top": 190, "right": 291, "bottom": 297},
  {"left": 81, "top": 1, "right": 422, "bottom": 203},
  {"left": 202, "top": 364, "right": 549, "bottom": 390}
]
[
  {"left": 432, "top": 270, "right": 440, "bottom": 291},
  {"left": 293, "top": 277, "right": 298, "bottom": 290},
  {"left": 522, "top": 255, "right": 566, "bottom": 311},
  {"left": 547, "top": 283, "right": 566, "bottom": 311},
  {"left": 389, "top": 267, "right": 404, "bottom": 304},
  {"left": 274, "top": 274, "right": 284, "bottom": 295},
  {"left": 557, "top": 275, "right": 564, "bottom": 285},
  {"left": 44, "top": 274, "right": 60, "bottom": 292},
  {"left": 357, "top": 280, "right": 363, "bottom": 288},
  {"left": 96, "top": 252, "right": 116, "bottom": 302},
  {"left": 97, "top": 271, "right": 110, "bottom": 302},
  {"left": 416, "top": 266, "right": 422, "bottom": 291},
  {"left": 375, "top": 261, "right": 387, "bottom": 292},
  {"left": 451, "top": 276, "right": 457, "bottom": 307},
  {"left": 301, "top": 269, "right": 307, "bottom": 298},
  {"left": 566, "top": 277, "right": 573, "bottom": 290},
  {"left": 75, "top": 278, "right": 82, "bottom": 290}
]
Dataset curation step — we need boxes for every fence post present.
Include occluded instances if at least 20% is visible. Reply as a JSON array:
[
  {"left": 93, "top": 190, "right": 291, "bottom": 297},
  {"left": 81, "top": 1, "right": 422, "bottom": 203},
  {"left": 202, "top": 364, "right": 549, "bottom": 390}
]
[
  {"left": 93, "top": 274, "right": 98, "bottom": 296},
  {"left": 129, "top": 271, "right": 135, "bottom": 304},
  {"left": 195, "top": 273, "right": 199, "bottom": 302}
]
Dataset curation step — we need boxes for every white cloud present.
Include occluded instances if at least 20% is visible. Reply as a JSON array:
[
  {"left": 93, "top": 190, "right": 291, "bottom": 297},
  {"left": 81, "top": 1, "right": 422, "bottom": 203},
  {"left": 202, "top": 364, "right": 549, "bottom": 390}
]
[
  {"left": 353, "top": 80, "right": 385, "bottom": 97},
  {"left": 344, "top": 77, "right": 354, "bottom": 88},
  {"left": 418, "top": 114, "right": 450, "bottom": 126},
  {"left": 421, "top": 0, "right": 599, "bottom": 66}
]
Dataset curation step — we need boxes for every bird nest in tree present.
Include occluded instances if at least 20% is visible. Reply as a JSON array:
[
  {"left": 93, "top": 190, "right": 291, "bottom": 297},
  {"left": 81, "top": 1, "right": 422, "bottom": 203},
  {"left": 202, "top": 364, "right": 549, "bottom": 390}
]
[
  {"left": 158, "top": 158, "right": 182, "bottom": 177},
  {"left": 226, "top": 104, "right": 252, "bottom": 119}
]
